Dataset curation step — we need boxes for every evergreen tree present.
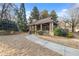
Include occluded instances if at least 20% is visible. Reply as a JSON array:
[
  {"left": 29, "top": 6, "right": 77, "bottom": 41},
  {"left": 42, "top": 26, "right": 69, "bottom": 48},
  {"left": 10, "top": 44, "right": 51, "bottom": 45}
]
[
  {"left": 50, "top": 10, "right": 58, "bottom": 28},
  {"left": 17, "top": 3, "right": 27, "bottom": 32},
  {"left": 50, "top": 10, "right": 58, "bottom": 20},
  {"left": 31, "top": 6, "right": 39, "bottom": 20},
  {"left": 40, "top": 10, "right": 49, "bottom": 19}
]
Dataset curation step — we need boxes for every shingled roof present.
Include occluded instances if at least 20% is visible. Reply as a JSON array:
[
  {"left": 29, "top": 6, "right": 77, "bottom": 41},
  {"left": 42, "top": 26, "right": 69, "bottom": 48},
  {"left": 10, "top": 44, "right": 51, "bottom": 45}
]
[{"left": 30, "top": 17, "right": 53, "bottom": 25}]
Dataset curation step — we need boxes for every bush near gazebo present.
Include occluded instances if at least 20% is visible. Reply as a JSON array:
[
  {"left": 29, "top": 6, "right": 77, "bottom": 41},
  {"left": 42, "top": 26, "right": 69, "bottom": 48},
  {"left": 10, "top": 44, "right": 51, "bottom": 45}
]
[
  {"left": 54, "top": 27, "right": 67, "bottom": 36},
  {"left": 67, "top": 32, "right": 73, "bottom": 38},
  {"left": 37, "top": 30, "right": 43, "bottom": 35},
  {"left": 54, "top": 27, "right": 73, "bottom": 38},
  {"left": 37, "top": 30, "right": 49, "bottom": 35}
]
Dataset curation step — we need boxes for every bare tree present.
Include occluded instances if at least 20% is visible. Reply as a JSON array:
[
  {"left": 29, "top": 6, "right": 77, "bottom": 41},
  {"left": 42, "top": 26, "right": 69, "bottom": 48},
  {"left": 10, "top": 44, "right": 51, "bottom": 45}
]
[
  {"left": 0, "top": 3, "right": 17, "bottom": 20},
  {"left": 0, "top": 3, "right": 19, "bottom": 31},
  {"left": 67, "top": 8, "right": 79, "bottom": 32}
]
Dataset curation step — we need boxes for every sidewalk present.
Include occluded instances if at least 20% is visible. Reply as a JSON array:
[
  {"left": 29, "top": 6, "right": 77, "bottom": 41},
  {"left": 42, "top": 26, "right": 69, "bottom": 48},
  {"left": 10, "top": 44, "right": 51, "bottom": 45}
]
[{"left": 26, "top": 34, "right": 79, "bottom": 56}]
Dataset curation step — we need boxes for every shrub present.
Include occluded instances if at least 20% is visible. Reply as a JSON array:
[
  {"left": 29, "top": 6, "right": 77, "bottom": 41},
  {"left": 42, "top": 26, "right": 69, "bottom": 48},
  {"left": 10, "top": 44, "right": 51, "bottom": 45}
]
[
  {"left": 54, "top": 27, "right": 73, "bottom": 38},
  {"left": 61, "top": 29, "right": 68, "bottom": 37},
  {"left": 0, "top": 19, "right": 18, "bottom": 31},
  {"left": 37, "top": 30, "right": 43, "bottom": 35},
  {"left": 54, "top": 27, "right": 67, "bottom": 37},
  {"left": 31, "top": 30, "right": 35, "bottom": 34},
  {"left": 43, "top": 30, "right": 49, "bottom": 35},
  {"left": 67, "top": 32, "right": 73, "bottom": 38},
  {"left": 54, "top": 28, "right": 62, "bottom": 36}
]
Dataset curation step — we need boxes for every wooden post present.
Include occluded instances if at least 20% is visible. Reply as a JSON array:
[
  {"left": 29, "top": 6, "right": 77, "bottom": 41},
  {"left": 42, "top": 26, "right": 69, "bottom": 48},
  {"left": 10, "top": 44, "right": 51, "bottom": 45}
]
[
  {"left": 35, "top": 25, "right": 37, "bottom": 34},
  {"left": 49, "top": 23, "right": 51, "bottom": 34},
  {"left": 40, "top": 24, "right": 42, "bottom": 31},
  {"left": 29, "top": 25, "right": 32, "bottom": 34}
]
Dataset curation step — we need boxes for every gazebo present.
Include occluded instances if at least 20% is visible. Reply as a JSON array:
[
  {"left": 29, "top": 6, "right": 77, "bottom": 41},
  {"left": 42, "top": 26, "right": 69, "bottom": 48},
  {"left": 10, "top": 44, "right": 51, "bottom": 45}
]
[{"left": 29, "top": 17, "right": 54, "bottom": 36}]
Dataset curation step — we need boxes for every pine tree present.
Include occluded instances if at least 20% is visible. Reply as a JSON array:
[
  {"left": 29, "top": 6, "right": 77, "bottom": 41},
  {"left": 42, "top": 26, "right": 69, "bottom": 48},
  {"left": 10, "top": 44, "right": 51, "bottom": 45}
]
[
  {"left": 50, "top": 10, "right": 58, "bottom": 20},
  {"left": 50, "top": 10, "right": 58, "bottom": 29},
  {"left": 31, "top": 6, "right": 39, "bottom": 20},
  {"left": 17, "top": 3, "right": 27, "bottom": 32},
  {"left": 40, "top": 10, "right": 49, "bottom": 19}
]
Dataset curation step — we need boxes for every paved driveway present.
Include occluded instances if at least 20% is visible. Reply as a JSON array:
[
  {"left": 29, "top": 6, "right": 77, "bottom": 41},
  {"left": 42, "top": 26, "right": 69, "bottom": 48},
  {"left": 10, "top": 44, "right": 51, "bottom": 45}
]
[{"left": 26, "top": 34, "right": 79, "bottom": 56}]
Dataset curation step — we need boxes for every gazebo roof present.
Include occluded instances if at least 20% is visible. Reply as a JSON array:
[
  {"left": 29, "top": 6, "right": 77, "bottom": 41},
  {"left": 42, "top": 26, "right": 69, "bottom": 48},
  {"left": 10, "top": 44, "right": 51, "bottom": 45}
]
[{"left": 29, "top": 17, "right": 53, "bottom": 25}]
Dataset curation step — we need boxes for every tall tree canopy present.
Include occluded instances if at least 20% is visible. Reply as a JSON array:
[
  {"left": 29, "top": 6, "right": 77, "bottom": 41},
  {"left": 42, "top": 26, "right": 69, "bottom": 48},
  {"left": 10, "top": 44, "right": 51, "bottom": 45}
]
[
  {"left": 17, "top": 3, "right": 27, "bottom": 32},
  {"left": 30, "top": 6, "right": 39, "bottom": 20},
  {"left": 40, "top": 10, "right": 49, "bottom": 19},
  {"left": 50, "top": 10, "right": 58, "bottom": 20},
  {"left": 50, "top": 10, "right": 58, "bottom": 28},
  {"left": 20, "top": 3, "right": 27, "bottom": 23}
]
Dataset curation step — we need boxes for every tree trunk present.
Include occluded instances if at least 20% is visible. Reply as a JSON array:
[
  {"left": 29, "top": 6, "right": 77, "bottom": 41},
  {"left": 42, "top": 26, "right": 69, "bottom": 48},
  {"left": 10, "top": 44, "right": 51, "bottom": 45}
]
[{"left": 72, "top": 25, "right": 75, "bottom": 32}]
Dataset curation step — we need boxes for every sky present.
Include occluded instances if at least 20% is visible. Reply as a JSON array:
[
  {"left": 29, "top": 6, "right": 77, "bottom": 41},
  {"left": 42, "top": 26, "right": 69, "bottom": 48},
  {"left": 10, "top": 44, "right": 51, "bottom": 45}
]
[
  {"left": 25, "top": 3, "right": 75, "bottom": 19},
  {"left": 0, "top": 3, "right": 79, "bottom": 22},
  {"left": 25, "top": 3, "right": 71, "bottom": 12},
  {"left": 0, "top": 3, "right": 79, "bottom": 20}
]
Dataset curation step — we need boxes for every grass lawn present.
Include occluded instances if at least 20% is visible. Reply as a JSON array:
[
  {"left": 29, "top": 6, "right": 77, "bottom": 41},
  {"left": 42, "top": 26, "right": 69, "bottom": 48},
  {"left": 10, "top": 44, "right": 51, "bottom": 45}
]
[
  {"left": 0, "top": 33, "right": 61, "bottom": 56},
  {"left": 38, "top": 35, "right": 79, "bottom": 49}
]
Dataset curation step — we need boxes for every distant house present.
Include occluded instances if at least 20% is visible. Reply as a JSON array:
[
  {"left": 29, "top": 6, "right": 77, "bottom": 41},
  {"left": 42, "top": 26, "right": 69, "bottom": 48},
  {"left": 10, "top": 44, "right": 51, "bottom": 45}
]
[
  {"left": 75, "top": 24, "right": 79, "bottom": 32},
  {"left": 58, "top": 20, "right": 71, "bottom": 31},
  {"left": 58, "top": 20, "right": 79, "bottom": 32},
  {"left": 29, "top": 17, "right": 54, "bottom": 35}
]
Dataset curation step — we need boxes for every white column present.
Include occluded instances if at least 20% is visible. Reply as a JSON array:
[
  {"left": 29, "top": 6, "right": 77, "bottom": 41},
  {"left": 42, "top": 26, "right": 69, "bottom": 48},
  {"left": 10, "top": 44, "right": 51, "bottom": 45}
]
[
  {"left": 35, "top": 25, "right": 37, "bottom": 34},
  {"left": 49, "top": 22, "right": 54, "bottom": 36}
]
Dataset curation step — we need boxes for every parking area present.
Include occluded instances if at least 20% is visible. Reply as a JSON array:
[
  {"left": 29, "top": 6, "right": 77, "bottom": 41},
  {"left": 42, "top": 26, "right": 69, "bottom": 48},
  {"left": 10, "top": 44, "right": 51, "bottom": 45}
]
[{"left": 0, "top": 33, "right": 61, "bottom": 56}]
